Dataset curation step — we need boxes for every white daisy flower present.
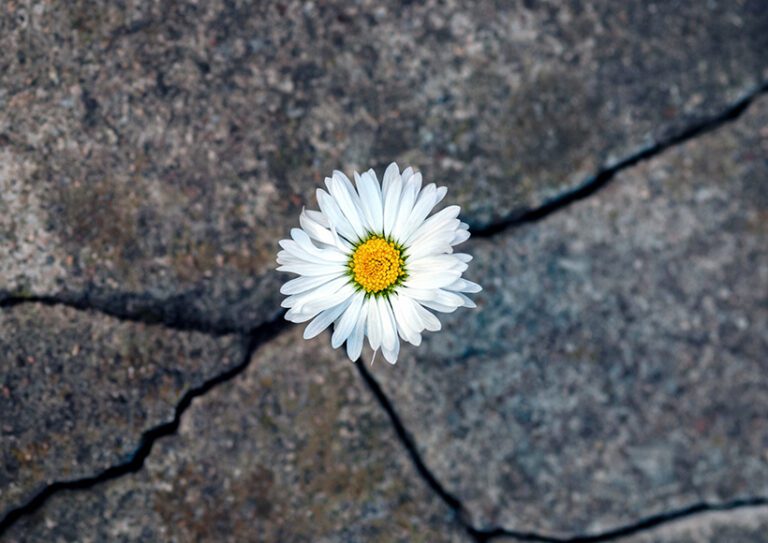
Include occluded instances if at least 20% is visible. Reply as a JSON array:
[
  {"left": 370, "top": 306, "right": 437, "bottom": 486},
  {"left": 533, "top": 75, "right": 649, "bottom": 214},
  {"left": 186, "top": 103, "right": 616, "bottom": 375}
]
[{"left": 276, "top": 163, "right": 482, "bottom": 364}]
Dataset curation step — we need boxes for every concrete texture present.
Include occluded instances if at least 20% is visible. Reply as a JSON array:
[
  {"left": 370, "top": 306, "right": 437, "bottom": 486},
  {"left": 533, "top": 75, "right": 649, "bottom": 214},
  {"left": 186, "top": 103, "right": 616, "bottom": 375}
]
[
  {"left": 371, "top": 95, "right": 768, "bottom": 536},
  {"left": 3, "top": 328, "right": 468, "bottom": 543},
  {"left": 617, "top": 507, "right": 768, "bottom": 543},
  {"left": 0, "top": 303, "right": 242, "bottom": 519},
  {"left": 1, "top": 0, "right": 767, "bottom": 331},
  {"left": 1, "top": 1, "right": 767, "bottom": 541},
  {"left": 494, "top": 506, "right": 768, "bottom": 543}
]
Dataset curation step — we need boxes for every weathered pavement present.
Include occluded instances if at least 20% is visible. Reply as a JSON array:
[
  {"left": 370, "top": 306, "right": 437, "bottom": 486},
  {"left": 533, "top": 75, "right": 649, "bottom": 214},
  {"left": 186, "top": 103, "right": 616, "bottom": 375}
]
[
  {"left": 1, "top": 1, "right": 767, "bottom": 542},
  {"left": 373, "top": 92, "right": 768, "bottom": 540},
  {"left": 4, "top": 328, "right": 469, "bottom": 542}
]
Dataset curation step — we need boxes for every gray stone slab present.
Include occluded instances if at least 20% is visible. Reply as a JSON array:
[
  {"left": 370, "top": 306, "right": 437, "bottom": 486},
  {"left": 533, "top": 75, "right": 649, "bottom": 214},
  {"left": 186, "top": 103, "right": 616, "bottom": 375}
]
[
  {"left": 370, "top": 96, "right": 768, "bottom": 536},
  {"left": 618, "top": 507, "right": 768, "bottom": 543},
  {"left": 1, "top": 1, "right": 767, "bottom": 330},
  {"left": 495, "top": 506, "right": 768, "bottom": 543},
  {"left": 4, "top": 327, "right": 469, "bottom": 543},
  {"left": 616, "top": 507, "right": 768, "bottom": 543},
  {"left": 0, "top": 303, "right": 242, "bottom": 518},
  {"left": 617, "top": 507, "right": 768, "bottom": 543}
]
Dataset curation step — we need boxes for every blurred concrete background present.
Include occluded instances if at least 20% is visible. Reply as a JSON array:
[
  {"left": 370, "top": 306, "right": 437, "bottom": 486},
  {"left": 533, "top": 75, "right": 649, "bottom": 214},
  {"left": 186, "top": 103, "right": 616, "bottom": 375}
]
[{"left": 1, "top": 1, "right": 767, "bottom": 542}]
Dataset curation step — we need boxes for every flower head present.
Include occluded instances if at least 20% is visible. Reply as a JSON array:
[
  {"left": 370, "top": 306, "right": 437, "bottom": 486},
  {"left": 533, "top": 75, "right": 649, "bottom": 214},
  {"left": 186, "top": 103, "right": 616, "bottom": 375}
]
[{"left": 277, "top": 163, "right": 481, "bottom": 364}]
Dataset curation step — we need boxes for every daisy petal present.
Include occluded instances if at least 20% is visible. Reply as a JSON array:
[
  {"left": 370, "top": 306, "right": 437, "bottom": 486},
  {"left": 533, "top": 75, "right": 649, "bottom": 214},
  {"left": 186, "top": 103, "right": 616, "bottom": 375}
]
[
  {"left": 366, "top": 297, "right": 383, "bottom": 351},
  {"left": 456, "top": 293, "right": 477, "bottom": 308},
  {"left": 377, "top": 296, "right": 399, "bottom": 353},
  {"left": 346, "top": 306, "right": 367, "bottom": 362},
  {"left": 328, "top": 173, "right": 366, "bottom": 239},
  {"left": 276, "top": 262, "right": 347, "bottom": 276},
  {"left": 435, "top": 186, "right": 448, "bottom": 205},
  {"left": 451, "top": 228, "right": 471, "bottom": 246},
  {"left": 304, "top": 298, "right": 352, "bottom": 339},
  {"left": 407, "top": 254, "right": 468, "bottom": 273},
  {"left": 290, "top": 229, "right": 348, "bottom": 262},
  {"left": 317, "top": 188, "right": 358, "bottom": 242},
  {"left": 299, "top": 209, "right": 335, "bottom": 247},
  {"left": 382, "top": 340, "right": 399, "bottom": 365},
  {"left": 400, "top": 167, "right": 414, "bottom": 184},
  {"left": 395, "top": 294, "right": 434, "bottom": 336},
  {"left": 305, "top": 209, "right": 329, "bottom": 226},
  {"left": 391, "top": 172, "right": 421, "bottom": 241},
  {"left": 390, "top": 293, "right": 421, "bottom": 346},
  {"left": 355, "top": 170, "right": 383, "bottom": 233},
  {"left": 280, "top": 273, "right": 344, "bottom": 295},
  {"left": 407, "top": 205, "right": 461, "bottom": 245},
  {"left": 332, "top": 291, "right": 365, "bottom": 348},
  {"left": 403, "top": 270, "right": 462, "bottom": 290},
  {"left": 278, "top": 163, "right": 479, "bottom": 365},
  {"left": 383, "top": 167, "right": 403, "bottom": 237},
  {"left": 399, "top": 184, "right": 438, "bottom": 242},
  {"left": 282, "top": 276, "right": 349, "bottom": 309},
  {"left": 382, "top": 163, "right": 400, "bottom": 197},
  {"left": 285, "top": 306, "right": 317, "bottom": 323},
  {"left": 446, "top": 278, "right": 483, "bottom": 293},
  {"left": 400, "top": 286, "right": 464, "bottom": 309},
  {"left": 302, "top": 283, "right": 357, "bottom": 314},
  {"left": 413, "top": 302, "right": 441, "bottom": 332}
]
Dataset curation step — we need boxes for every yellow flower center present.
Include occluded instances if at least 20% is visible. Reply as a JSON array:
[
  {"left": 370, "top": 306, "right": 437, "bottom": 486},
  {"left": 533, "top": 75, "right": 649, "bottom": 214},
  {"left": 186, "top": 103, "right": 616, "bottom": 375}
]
[{"left": 350, "top": 237, "right": 406, "bottom": 294}]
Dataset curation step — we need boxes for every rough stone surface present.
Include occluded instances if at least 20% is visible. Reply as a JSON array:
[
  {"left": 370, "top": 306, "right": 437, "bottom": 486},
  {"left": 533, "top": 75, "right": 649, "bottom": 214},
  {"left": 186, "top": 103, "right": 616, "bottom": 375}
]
[
  {"left": 2, "top": 1, "right": 768, "bottom": 540},
  {"left": 614, "top": 507, "right": 768, "bottom": 543},
  {"left": 3, "top": 327, "right": 469, "bottom": 543},
  {"left": 0, "top": 303, "right": 242, "bottom": 517},
  {"left": 371, "top": 96, "right": 768, "bottom": 536},
  {"left": 1, "top": 0, "right": 767, "bottom": 331},
  {"left": 495, "top": 507, "right": 768, "bottom": 543}
]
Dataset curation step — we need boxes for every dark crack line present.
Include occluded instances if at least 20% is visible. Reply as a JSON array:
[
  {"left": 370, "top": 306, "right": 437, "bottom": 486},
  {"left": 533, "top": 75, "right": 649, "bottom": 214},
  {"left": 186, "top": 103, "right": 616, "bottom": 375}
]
[
  {"left": 468, "top": 498, "right": 768, "bottom": 543},
  {"left": 3, "top": 83, "right": 765, "bottom": 339},
  {"left": 1, "top": 81, "right": 767, "bottom": 541},
  {"left": 472, "top": 80, "right": 768, "bottom": 238},
  {"left": 358, "top": 358, "right": 768, "bottom": 543},
  {"left": 356, "top": 363, "right": 480, "bottom": 536},
  {"left": 0, "top": 316, "right": 290, "bottom": 537},
  {"left": 0, "top": 293, "right": 248, "bottom": 337}
]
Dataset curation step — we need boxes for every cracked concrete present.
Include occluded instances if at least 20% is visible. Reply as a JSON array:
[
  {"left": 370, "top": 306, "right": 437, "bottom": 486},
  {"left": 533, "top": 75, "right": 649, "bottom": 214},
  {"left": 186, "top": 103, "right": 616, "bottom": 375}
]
[
  {"left": 4, "top": 91, "right": 767, "bottom": 540},
  {"left": 2, "top": 0, "right": 767, "bottom": 333},
  {"left": 3, "top": 328, "right": 469, "bottom": 543},
  {"left": 491, "top": 505, "right": 768, "bottom": 543},
  {"left": 610, "top": 506, "right": 768, "bottom": 543},
  {"left": 1, "top": 1, "right": 768, "bottom": 542},
  {"left": 0, "top": 303, "right": 243, "bottom": 523},
  {"left": 369, "top": 94, "right": 768, "bottom": 537}
]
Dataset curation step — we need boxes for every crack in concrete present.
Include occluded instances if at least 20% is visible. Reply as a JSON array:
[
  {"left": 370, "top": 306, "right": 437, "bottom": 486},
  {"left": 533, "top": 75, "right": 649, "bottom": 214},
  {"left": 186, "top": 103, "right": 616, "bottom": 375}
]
[
  {"left": 471, "top": 80, "right": 768, "bottom": 238},
  {"left": 358, "top": 363, "right": 768, "bottom": 543},
  {"left": 355, "top": 362, "right": 469, "bottom": 515},
  {"left": 0, "top": 291, "right": 255, "bottom": 336},
  {"left": 0, "top": 316, "right": 290, "bottom": 536},
  {"left": 3, "top": 83, "right": 766, "bottom": 343},
  {"left": 1, "top": 80, "right": 767, "bottom": 540},
  {"left": 468, "top": 498, "right": 768, "bottom": 542}
]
